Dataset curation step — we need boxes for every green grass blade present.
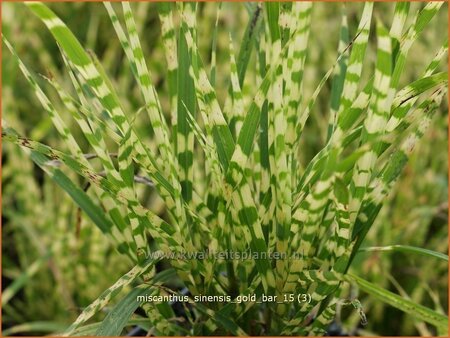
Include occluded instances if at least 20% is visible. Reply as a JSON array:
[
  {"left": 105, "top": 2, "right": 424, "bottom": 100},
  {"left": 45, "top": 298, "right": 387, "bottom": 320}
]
[
  {"left": 26, "top": 2, "right": 182, "bottom": 223},
  {"left": 335, "top": 2, "right": 373, "bottom": 121},
  {"left": 176, "top": 2, "right": 197, "bottom": 202},
  {"left": 181, "top": 6, "right": 235, "bottom": 172},
  {"left": 388, "top": 71, "right": 448, "bottom": 132},
  {"left": 121, "top": 2, "right": 175, "bottom": 177},
  {"left": 327, "top": 5, "right": 349, "bottom": 140},
  {"left": 2, "top": 322, "right": 67, "bottom": 337},
  {"left": 157, "top": 2, "right": 178, "bottom": 141},
  {"left": 358, "top": 245, "right": 448, "bottom": 262},
  {"left": 71, "top": 318, "right": 151, "bottom": 337},
  {"left": 389, "top": 2, "right": 410, "bottom": 63},
  {"left": 225, "top": 35, "right": 245, "bottom": 138},
  {"left": 347, "top": 273, "right": 448, "bottom": 333},
  {"left": 235, "top": 3, "right": 263, "bottom": 87},
  {"left": 391, "top": 2, "right": 443, "bottom": 90},
  {"left": 348, "top": 22, "right": 392, "bottom": 224},
  {"left": 63, "top": 257, "right": 158, "bottom": 336},
  {"left": 95, "top": 286, "right": 148, "bottom": 336},
  {"left": 210, "top": 2, "right": 222, "bottom": 86},
  {"left": 349, "top": 88, "right": 446, "bottom": 268}
]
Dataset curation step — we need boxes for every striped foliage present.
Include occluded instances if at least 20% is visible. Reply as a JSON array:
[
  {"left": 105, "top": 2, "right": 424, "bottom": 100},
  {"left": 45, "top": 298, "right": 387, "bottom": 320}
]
[{"left": 2, "top": 2, "right": 447, "bottom": 336}]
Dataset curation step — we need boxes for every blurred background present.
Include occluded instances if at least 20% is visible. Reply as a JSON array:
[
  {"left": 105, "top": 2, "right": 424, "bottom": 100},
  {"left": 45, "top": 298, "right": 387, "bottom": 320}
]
[{"left": 2, "top": 2, "right": 448, "bottom": 336}]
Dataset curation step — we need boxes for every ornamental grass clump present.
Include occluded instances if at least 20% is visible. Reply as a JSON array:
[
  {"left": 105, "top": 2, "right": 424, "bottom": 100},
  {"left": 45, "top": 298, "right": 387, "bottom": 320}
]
[{"left": 2, "top": 1, "right": 448, "bottom": 336}]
